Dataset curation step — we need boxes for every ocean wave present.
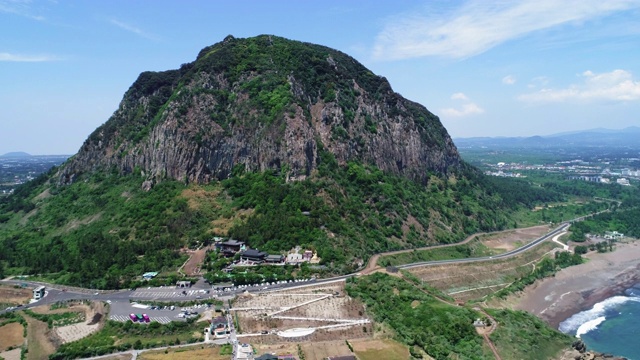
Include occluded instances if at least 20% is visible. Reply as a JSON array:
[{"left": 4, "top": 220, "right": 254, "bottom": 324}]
[
  {"left": 558, "top": 295, "right": 640, "bottom": 335},
  {"left": 575, "top": 316, "right": 606, "bottom": 338}
]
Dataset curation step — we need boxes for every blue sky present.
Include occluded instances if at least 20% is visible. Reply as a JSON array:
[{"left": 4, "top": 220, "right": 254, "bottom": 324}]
[{"left": 1, "top": 0, "right": 640, "bottom": 155}]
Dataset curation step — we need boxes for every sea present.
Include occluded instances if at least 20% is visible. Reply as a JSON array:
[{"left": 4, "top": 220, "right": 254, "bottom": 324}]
[{"left": 558, "top": 283, "right": 640, "bottom": 360}]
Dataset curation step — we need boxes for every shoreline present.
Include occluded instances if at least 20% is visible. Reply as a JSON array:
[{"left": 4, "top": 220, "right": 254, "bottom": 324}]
[{"left": 503, "top": 240, "right": 640, "bottom": 329}]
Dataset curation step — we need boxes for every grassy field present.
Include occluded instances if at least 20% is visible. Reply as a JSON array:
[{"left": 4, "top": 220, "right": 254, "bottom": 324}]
[
  {"left": 378, "top": 238, "right": 502, "bottom": 267},
  {"left": 23, "top": 313, "right": 56, "bottom": 360},
  {"left": 0, "top": 322, "right": 24, "bottom": 351},
  {"left": 408, "top": 242, "right": 560, "bottom": 302},
  {"left": 138, "top": 344, "right": 228, "bottom": 360},
  {"left": 350, "top": 338, "right": 410, "bottom": 360}
]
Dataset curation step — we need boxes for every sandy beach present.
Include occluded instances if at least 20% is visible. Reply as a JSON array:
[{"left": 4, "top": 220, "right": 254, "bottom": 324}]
[{"left": 500, "top": 240, "right": 640, "bottom": 329}]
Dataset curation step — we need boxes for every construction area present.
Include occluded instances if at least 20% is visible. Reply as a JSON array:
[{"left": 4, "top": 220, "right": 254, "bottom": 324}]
[{"left": 231, "top": 281, "right": 372, "bottom": 345}]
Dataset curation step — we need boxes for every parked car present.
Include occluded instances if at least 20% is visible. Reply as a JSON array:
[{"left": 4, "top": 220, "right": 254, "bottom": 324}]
[
  {"left": 142, "top": 314, "right": 150, "bottom": 322},
  {"left": 135, "top": 314, "right": 144, "bottom": 321},
  {"left": 129, "top": 314, "right": 137, "bottom": 322}
]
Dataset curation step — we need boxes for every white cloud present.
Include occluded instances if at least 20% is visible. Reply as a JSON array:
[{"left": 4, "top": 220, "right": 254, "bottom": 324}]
[
  {"left": 451, "top": 92, "right": 468, "bottom": 100},
  {"left": 110, "top": 19, "right": 158, "bottom": 41},
  {"left": 0, "top": 52, "right": 58, "bottom": 62},
  {"left": 373, "top": 0, "right": 640, "bottom": 60},
  {"left": 441, "top": 103, "right": 485, "bottom": 117},
  {"left": 502, "top": 75, "right": 516, "bottom": 85},
  {"left": 519, "top": 69, "right": 640, "bottom": 102},
  {"left": 0, "top": 0, "right": 45, "bottom": 21},
  {"left": 441, "top": 93, "right": 484, "bottom": 117}
]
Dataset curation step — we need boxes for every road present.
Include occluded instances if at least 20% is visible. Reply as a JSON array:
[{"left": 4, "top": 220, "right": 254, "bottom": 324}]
[
  {"left": 397, "top": 222, "right": 571, "bottom": 270},
  {"left": 0, "top": 222, "right": 574, "bottom": 317}
]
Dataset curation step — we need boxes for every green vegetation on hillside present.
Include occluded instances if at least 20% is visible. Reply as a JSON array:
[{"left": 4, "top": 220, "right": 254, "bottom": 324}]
[
  {"left": 346, "top": 273, "right": 487, "bottom": 359},
  {"left": 347, "top": 272, "right": 573, "bottom": 359},
  {"left": 49, "top": 319, "right": 202, "bottom": 360},
  {"left": 486, "top": 308, "right": 572, "bottom": 359},
  {"left": 0, "top": 152, "right": 569, "bottom": 289}
]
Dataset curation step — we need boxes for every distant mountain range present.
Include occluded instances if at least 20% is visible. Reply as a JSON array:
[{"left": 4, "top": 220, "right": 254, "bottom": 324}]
[{"left": 454, "top": 126, "right": 640, "bottom": 149}]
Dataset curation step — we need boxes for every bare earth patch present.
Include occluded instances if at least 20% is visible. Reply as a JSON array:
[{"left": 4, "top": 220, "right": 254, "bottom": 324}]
[
  {"left": 0, "top": 322, "right": 24, "bottom": 351},
  {"left": 0, "top": 348, "right": 22, "bottom": 360},
  {"left": 53, "top": 301, "right": 105, "bottom": 344},
  {"left": 0, "top": 285, "right": 32, "bottom": 307}
]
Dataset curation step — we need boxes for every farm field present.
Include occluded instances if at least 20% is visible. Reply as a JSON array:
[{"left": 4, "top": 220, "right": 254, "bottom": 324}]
[
  {"left": 0, "top": 322, "right": 24, "bottom": 351},
  {"left": 138, "top": 344, "right": 228, "bottom": 360},
  {"left": 408, "top": 241, "right": 562, "bottom": 302},
  {"left": 349, "top": 338, "right": 410, "bottom": 360}
]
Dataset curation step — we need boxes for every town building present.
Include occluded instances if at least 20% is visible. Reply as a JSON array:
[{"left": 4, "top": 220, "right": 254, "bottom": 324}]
[
  {"left": 216, "top": 239, "right": 246, "bottom": 256},
  {"left": 265, "top": 254, "right": 285, "bottom": 263},
  {"left": 240, "top": 249, "right": 267, "bottom": 263}
]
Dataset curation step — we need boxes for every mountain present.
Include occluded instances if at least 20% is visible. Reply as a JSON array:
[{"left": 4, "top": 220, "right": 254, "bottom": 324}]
[
  {"left": 60, "top": 34, "right": 459, "bottom": 186},
  {"left": 0, "top": 152, "right": 31, "bottom": 158},
  {"left": 455, "top": 126, "right": 640, "bottom": 149},
  {"left": 0, "top": 35, "right": 561, "bottom": 289}
]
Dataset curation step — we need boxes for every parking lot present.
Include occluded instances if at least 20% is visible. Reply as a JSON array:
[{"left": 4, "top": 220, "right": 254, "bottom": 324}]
[{"left": 107, "top": 300, "right": 211, "bottom": 324}]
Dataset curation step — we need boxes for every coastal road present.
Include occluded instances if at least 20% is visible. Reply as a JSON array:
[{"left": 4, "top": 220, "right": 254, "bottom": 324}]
[{"left": 397, "top": 222, "right": 570, "bottom": 270}]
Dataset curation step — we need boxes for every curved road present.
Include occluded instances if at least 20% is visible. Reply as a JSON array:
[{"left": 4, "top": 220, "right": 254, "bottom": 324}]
[{"left": 0, "top": 222, "right": 575, "bottom": 312}]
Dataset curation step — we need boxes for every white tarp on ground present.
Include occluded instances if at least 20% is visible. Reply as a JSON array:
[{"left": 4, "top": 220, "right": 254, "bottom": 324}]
[
  {"left": 277, "top": 328, "right": 315, "bottom": 338},
  {"left": 131, "top": 303, "right": 150, "bottom": 309}
]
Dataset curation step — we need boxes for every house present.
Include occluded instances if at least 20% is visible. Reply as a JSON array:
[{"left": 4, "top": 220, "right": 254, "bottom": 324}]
[
  {"left": 237, "top": 344, "right": 254, "bottom": 360},
  {"left": 217, "top": 240, "right": 246, "bottom": 256},
  {"left": 302, "top": 250, "right": 313, "bottom": 261},
  {"left": 241, "top": 248, "right": 267, "bottom": 263},
  {"left": 604, "top": 231, "right": 624, "bottom": 240},
  {"left": 286, "top": 253, "right": 303, "bottom": 264},
  {"left": 265, "top": 254, "right": 285, "bottom": 263},
  {"left": 209, "top": 316, "right": 229, "bottom": 337},
  {"left": 255, "top": 354, "right": 278, "bottom": 360}
]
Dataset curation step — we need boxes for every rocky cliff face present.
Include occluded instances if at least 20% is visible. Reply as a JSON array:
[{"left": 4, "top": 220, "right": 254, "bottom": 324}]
[{"left": 60, "top": 35, "right": 461, "bottom": 185}]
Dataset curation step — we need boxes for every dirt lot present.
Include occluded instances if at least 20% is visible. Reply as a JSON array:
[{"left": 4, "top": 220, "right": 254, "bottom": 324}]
[
  {"left": 182, "top": 245, "right": 215, "bottom": 276},
  {"left": 138, "top": 344, "right": 227, "bottom": 360},
  {"left": 350, "top": 338, "right": 410, "bottom": 360},
  {"left": 0, "top": 322, "right": 24, "bottom": 351},
  {"left": 0, "top": 285, "right": 32, "bottom": 308},
  {"left": 409, "top": 242, "right": 561, "bottom": 302},
  {"left": 233, "top": 282, "right": 372, "bottom": 344}
]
